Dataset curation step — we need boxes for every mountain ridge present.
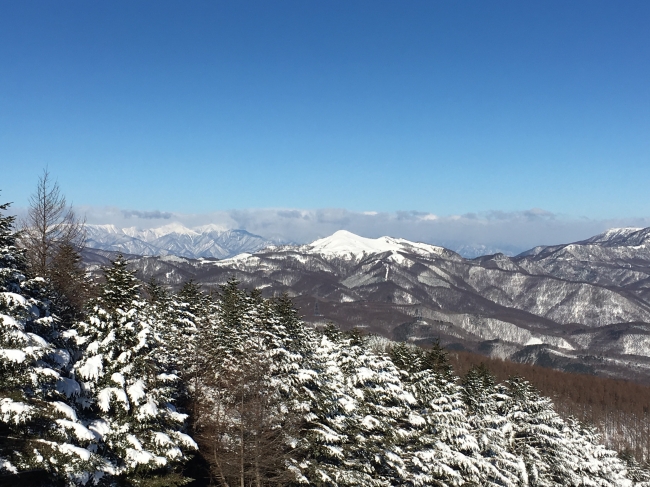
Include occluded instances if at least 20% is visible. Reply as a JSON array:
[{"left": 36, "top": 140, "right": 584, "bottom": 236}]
[{"left": 86, "top": 224, "right": 280, "bottom": 259}]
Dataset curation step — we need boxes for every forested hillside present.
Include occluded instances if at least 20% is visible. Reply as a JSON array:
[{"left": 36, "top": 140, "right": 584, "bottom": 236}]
[{"left": 2, "top": 198, "right": 650, "bottom": 486}]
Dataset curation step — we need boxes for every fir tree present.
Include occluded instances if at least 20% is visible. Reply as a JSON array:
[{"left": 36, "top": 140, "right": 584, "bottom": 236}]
[
  {"left": 294, "top": 331, "right": 364, "bottom": 486},
  {"left": 499, "top": 377, "right": 579, "bottom": 486},
  {"left": 172, "top": 280, "right": 211, "bottom": 377},
  {"left": 461, "top": 365, "right": 523, "bottom": 486},
  {"left": 144, "top": 279, "right": 175, "bottom": 378},
  {"left": 144, "top": 279, "right": 168, "bottom": 306},
  {"left": 339, "top": 339, "right": 412, "bottom": 485},
  {"left": 389, "top": 341, "right": 424, "bottom": 374},
  {"left": 405, "top": 368, "right": 483, "bottom": 486},
  {"left": 567, "top": 418, "right": 632, "bottom": 486},
  {"left": 274, "top": 292, "right": 310, "bottom": 354},
  {"left": 212, "top": 278, "right": 248, "bottom": 360},
  {"left": 0, "top": 199, "right": 97, "bottom": 484},
  {"left": 152, "top": 279, "right": 210, "bottom": 381},
  {"left": 74, "top": 255, "right": 196, "bottom": 485},
  {"left": 420, "top": 338, "right": 453, "bottom": 382},
  {"left": 193, "top": 283, "right": 304, "bottom": 486}
]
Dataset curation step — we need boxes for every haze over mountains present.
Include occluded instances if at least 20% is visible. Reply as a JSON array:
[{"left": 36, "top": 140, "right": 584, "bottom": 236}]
[{"left": 84, "top": 225, "right": 650, "bottom": 383}]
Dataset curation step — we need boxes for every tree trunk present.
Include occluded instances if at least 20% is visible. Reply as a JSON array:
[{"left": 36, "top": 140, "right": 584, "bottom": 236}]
[{"left": 240, "top": 392, "right": 245, "bottom": 487}]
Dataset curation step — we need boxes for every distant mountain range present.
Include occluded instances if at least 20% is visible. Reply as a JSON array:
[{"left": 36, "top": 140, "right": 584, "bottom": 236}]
[
  {"left": 83, "top": 226, "right": 650, "bottom": 383},
  {"left": 85, "top": 223, "right": 519, "bottom": 259},
  {"left": 86, "top": 223, "right": 281, "bottom": 259}
]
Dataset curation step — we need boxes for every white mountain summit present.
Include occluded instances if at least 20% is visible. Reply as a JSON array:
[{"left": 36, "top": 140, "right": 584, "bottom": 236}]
[
  {"left": 86, "top": 225, "right": 455, "bottom": 262},
  {"left": 306, "top": 230, "right": 448, "bottom": 260},
  {"left": 211, "top": 230, "right": 459, "bottom": 270},
  {"left": 297, "top": 232, "right": 524, "bottom": 260}
]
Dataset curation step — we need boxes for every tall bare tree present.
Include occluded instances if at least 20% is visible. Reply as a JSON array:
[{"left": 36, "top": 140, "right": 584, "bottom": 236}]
[
  {"left": 194, "top": 350, "right": 298, "bottom": 487},
  {"left": 19, "top": 169, "right": 88, "bottom": 318}
]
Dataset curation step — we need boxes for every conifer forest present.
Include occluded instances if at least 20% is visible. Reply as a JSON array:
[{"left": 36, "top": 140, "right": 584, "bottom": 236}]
[{"left": 2, "top": 188, "right": 650, "bottom": 487}]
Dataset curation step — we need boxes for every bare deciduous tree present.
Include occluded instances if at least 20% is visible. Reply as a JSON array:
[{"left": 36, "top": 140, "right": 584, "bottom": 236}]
[
  {"left": 19, "top": 169, "right": 89, "bottom": 318},
  {"left": 20, "top": 169, "right": 85, "bottom": 275},
  {"left": 194, "top": 347, "right": 299, "bottom": 487}
]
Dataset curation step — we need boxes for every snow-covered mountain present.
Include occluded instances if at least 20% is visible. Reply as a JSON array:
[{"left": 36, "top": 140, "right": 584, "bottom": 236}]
[
  {"left": 291, "top": 230, "right": 453, "bottom": 261},
  {"left": 83, "top": 227, "right": 650, "bottom": 383},
  {"left": 583, "top": 226, "right": 650, "bottom": 246},
  {"left": 86, "top": 223, "right": 279, "bottom": 259},
  {"left": 514, "top": 226, "right": 650, "bottom": 289}
]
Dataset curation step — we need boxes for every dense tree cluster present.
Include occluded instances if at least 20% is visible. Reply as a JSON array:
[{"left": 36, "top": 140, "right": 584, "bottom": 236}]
[
  {"left": 1, "top": 200, "right": 195, "bottom": 485},
  {"left": 0, "top": 199, "right": 98, "bottom": 483},
  {"left": 449, "top": 350, "right": 650, "bottom": 465},
  {"left": 2, "top": 196, "right": 650, "bottom": 485}
]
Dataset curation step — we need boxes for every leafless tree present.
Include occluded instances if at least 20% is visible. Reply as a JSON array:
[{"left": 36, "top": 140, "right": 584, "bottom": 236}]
[
  {"left": 19, "top": 169, "right": 89, "bottom": 317},
  {"left": 193, "top": 349, "right": 299, "bottom": 487}
]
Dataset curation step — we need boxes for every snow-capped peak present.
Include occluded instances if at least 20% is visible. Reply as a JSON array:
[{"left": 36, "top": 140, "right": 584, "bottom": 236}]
[
  {"left": 151, "top": 222, "right": 200, "bottom": 237},
  {"left": 306, "top": 230, "right": 445, "bottom": 260},
  {"left": 592, "top": 227, "right": 642, "bottom": 241},
  {"left": 193, "top": 223, "right": 229, "bottom": 234},
  {"left": 113, "top": 223, "right": 199, "bottom": 239},
  {"left": 309, "top": 230, "right": 397, "bottom": 255},
  {"left": 85, "top": 223, "right": 277, "bottom": 259}
]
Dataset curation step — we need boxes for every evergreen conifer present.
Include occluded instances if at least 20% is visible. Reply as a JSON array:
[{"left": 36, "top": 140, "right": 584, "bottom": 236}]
[
  {"left": 74, "top": 256, "right": 196, "bottom": 485},
  {"left": 0, "top": 200, "right": 97, "bottom": 484}
]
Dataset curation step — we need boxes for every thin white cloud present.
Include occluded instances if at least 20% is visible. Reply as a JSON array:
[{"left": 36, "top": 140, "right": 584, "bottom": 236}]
[{"left": 122, "top": 209, "right": 173, "bottom": 220}]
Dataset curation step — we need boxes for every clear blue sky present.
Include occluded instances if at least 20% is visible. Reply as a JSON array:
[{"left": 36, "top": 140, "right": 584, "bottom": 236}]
[{"left": 1, "top": 1, "right": 649, "bottom": 218}]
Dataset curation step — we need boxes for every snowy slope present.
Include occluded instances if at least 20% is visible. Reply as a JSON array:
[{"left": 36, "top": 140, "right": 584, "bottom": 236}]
[
  {"left": 583, "top": 227, "right": 647, "bottom": 246},
  {"left": 513, "top": 226, "right": 650, "bottom": 289}
]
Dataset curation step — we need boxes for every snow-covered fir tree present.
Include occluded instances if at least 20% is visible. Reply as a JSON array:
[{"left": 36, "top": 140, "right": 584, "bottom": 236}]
[
  {"left": 328, "top": 332, "right": 412, "bottom": 486},
  {"left": 460, "top": 364, "right": 523, "bottom": 487},
  {"left": 295, "top": 330, "right": 376, "bottom": 486},
  {"left": 399, "top": 348, "right": 486, "bottom": 486},
  {"left": 74, "top": 255, "right": 196, "bottom": 485},
  {"left": 144, "top": 278, "right": 174, "bottom": 371},
  {"left": 0, "top": 200, "right": 98, "bottom": 484},
  {"left": 497, "top": 376, "right": 632, "bottom": 487},
  {"left": 158, "top": 280, "right": 211, "bottom": 378}
]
